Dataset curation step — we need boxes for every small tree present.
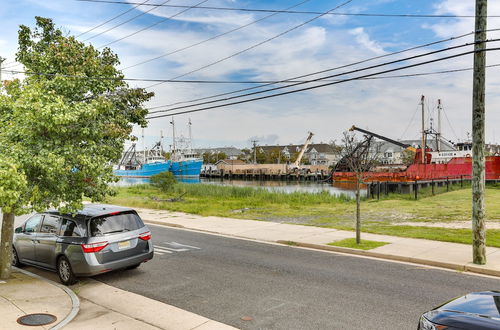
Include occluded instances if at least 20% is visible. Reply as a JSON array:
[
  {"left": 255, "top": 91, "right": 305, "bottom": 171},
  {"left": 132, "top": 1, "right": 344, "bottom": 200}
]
[
  {"left": 338, "top": 131, "right": 380, "bottom": 244},
  {"left": 0, "top": 17, "right": 153, "bottom": 279},
  {"left": 401, "top": 149, "right": 416, "bottom": 166},
  {"left": 150, "top": 172, "right": 177, "bottom": 191}
]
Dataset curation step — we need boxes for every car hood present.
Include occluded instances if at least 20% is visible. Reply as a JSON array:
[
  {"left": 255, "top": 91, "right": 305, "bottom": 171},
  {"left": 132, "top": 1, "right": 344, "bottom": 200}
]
[{"left": 425, "top": 291, "right": 500, "bottom": 330}]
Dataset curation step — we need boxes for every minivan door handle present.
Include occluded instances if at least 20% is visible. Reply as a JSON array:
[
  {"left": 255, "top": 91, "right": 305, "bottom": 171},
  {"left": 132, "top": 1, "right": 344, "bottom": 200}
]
[{"left": 31, "top": 239, "right": 40, "bottom": 244}]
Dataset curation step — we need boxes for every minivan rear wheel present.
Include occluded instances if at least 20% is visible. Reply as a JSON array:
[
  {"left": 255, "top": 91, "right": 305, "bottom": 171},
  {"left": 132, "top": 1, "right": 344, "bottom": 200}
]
[
  {"left": 12, "top": 247, "right": 22, "bottom": 267},
  {"left": 57, "top": 256, "right": 77, "bottom": 285}
]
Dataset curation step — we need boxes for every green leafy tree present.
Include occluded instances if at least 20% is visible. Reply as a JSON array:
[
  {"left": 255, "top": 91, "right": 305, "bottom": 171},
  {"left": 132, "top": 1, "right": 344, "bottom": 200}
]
[
  {"left": 0, "top": 17, "right": 153, "bottom": 279},
  {"left": 150, "top": 172, "right": 177, "bottom": 191},
  {"left": 266, "top": 148, "right": 287, "bottom": 164}
]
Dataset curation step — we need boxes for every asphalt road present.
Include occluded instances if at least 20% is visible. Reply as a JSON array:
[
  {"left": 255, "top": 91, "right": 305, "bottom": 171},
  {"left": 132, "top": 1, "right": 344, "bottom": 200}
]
[{"left": 91, "top": 225, "right": 500, "bottom": 330}]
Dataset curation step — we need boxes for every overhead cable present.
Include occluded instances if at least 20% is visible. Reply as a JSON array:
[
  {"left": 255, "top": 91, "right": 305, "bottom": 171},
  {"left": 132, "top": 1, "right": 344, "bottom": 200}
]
[
  {"left": 82, "top": 0, "right": 172, "bottom": 42},
  {"left": 145, "top": 30, "right": 488, "bottom": 110},
  {"left": 121, "top": 0, "right": 313, "bottom": 71},
  {"left": 76, "top": 0, "right": 151, "bottom": 38},
  {"left": 76, "top": 0, "right": 500, "bottom": 18},
  {"left": 147, "top": 39, "right": 494, "bottom": 113},
  {"left": 97, "top": 0, "right": 209, "bottom": 49},
  {"left": 145, "top": 0, "right": 355, "bottom": 89},
  {"left": 145, "top": 48, "right": 500, "bottom": 119},
  {"left": 3, "top": 63, "right": 500, "bottom": 83}
]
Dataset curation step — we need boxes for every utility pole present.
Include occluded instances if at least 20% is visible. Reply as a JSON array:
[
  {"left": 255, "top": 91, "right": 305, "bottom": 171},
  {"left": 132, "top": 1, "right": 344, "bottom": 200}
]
[
  {"left": 252, "top": 140, "right": 258, "bottom": 164},
  {"left": 420, "top": 95, "right": 425, "bottom": 163},
  {"left": 472, "top": 0, "right": 487, "bottom": 265}
]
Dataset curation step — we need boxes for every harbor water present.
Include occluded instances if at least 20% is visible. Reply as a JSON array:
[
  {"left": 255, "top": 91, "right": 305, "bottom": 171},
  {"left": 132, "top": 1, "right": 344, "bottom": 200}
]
[{"left": 115, "top": 177, "right": 365, "bottom": 197}]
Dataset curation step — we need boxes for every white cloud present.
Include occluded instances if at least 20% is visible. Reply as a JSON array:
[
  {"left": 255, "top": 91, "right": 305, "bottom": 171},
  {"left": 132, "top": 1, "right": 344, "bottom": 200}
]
[{"left": 349, "top": 27, "right": 385, "bottom": 55}]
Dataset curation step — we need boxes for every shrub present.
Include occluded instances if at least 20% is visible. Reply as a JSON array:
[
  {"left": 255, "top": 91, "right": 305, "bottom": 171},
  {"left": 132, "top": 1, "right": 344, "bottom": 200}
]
[{"left": 150, "top": 172, "right": 177, "bottom": 191}]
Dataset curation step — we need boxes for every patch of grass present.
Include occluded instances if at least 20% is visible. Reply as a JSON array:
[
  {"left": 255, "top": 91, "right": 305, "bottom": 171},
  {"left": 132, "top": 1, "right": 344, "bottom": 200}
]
[
  {"left": 108, "top": 182, "right": 500, "bottom": 247},
  {"left": 328, "top": 238, "right": 389, "bottom": 250}
]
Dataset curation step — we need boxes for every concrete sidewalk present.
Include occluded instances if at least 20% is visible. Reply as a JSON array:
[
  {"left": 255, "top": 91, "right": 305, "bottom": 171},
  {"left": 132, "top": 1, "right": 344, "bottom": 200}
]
[
  {"left": 136, "top": 207, "right": 500, "bottom": 278},
  {"left": 1, "top": 266, "right": 237, "bottom": 330},
  {"left": 0, "top": 269, "right": 76, "bottom": 329}
]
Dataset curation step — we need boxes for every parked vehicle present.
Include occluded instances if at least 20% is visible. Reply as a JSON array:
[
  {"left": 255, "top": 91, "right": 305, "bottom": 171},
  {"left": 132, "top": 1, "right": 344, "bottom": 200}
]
[
  {"left": 12, "top": 204, "right": 154, "bottom": 285},
  {"left": 419, "top": 291, "right": 500, "bottom": 330}
]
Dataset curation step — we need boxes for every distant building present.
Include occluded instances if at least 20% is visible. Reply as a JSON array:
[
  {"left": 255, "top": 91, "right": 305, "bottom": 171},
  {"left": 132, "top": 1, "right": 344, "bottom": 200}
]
[{"left": 194, "top": 147, "right": 242, "bottom": 160}]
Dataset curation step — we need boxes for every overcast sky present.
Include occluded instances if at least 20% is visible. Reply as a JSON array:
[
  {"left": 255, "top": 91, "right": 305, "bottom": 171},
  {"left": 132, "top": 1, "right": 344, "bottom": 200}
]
[{"left": 2, "top": 0, "right": 500, "bottom": 150}]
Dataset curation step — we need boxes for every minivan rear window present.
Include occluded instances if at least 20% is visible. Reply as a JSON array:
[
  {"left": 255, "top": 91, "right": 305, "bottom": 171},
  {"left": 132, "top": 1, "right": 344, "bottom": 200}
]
[{"left": 89, "top": 212, "right": 145, "bottom": 237}]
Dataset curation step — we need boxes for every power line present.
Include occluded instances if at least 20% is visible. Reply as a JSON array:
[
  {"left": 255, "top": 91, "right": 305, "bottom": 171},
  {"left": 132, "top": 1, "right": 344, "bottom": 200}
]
[
  {"left": 3, "top": 63, "right": 500, "bottom": 83},
  {"left": 145, "top": 0, "right": 355, "bottom": 89},
  {"left": 75, "top": 0, "right": 152, "bottom": 38},
  {"left": 76, "top": 0, "right": 500, "bottom": 18},
  {"left": 121, "top": 0, "right": 314, "bottom": 71},
  {"left": 147, "top": 40, "right": 490, "bottom": 113},
  {"left": 97, "top": 0, "right": 209, "bottom": 49},
  {"left": 82, "top": 0, "right": 172, "bottom": 42},
  {"left": 145, "top": 48, "right": 500, "bottom": 120},
  {"left": 145, "top": 30, "right": 490, "bottom": 110}
]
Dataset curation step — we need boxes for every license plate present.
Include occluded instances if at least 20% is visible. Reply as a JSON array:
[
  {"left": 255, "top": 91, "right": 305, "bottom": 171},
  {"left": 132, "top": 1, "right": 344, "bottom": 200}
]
[{"left": 118, "top": 240, "right": 130, "bottom": 250}]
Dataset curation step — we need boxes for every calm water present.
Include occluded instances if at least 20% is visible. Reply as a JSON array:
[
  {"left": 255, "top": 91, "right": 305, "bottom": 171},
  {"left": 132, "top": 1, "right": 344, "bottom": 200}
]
[{"left": 116, "top": 177, "right": 364, "bottom": 197}]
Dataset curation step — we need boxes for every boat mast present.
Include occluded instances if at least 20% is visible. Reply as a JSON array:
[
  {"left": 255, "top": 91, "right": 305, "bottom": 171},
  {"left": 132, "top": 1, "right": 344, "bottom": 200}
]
[
  {"left": 142, "top": 128, "right": 146, "bottom": 164},
  {"left": 160, "top": 130, "right": 164, "bottom": 155},
  {"left": 188, "top": 118, "right": 193, "bottom": 151},
  {"left": 437, "top": 99, "right": 442, "bottom": 152},
  {"left": 420, "top": 95, "right": 425, "bottom": 163},
  {"left": 171, "top": 117, "right": 176, "bottom": 160}
]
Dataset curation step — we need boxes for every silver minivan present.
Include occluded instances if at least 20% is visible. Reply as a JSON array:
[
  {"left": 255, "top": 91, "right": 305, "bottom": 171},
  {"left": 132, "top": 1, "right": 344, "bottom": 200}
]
[{"left": 12, "top": 204, "right": 154, "bottom": 285}]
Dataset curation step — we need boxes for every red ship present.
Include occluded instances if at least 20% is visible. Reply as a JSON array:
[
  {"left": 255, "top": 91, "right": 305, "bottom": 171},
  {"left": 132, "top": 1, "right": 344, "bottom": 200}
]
[{"left": 333, "top": 126, "right": 500, "bottom": 182}]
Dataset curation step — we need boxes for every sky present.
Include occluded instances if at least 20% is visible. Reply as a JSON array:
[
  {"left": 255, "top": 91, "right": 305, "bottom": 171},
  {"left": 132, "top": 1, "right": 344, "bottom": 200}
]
[{"left": 1, "top": 0, "right": 500, "bottom": 151}]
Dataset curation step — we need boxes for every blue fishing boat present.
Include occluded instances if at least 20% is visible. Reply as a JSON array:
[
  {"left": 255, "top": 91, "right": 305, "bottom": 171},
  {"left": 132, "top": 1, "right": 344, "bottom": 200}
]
[
  {"left": 169, "top": 118, "right": 203, "bottom": 178},
  {"left": 114, "top": 142, "right": 170, "bottom": 178}
]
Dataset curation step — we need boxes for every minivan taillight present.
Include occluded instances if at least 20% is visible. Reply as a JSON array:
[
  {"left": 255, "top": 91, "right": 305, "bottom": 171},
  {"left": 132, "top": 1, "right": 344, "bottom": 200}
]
[
  {"left": 81, "top": 241, "right": 108, "bottom": 253},
  {"left": 138, "top": 231, "right": 151, "bottom": 241}
]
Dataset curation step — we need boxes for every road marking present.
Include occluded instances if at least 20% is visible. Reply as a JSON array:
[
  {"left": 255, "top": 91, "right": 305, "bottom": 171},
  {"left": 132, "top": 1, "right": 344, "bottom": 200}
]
[
  {"left": 170, "top": 242, "right": 201, "bottom": 250},
  {"left": 154, "top": 251, "right": 165, "bottom": 255},
  {"left": 153, "top": 245, "right": 174, "bottom": 253}
]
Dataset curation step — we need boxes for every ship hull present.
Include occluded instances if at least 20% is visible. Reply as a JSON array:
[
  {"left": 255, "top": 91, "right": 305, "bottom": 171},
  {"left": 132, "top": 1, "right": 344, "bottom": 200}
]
[
  {"left": 170, "top": 159, "right": 203, "bottom": 177},
  {"left": 333, "top": 156, "right": 500, "bottom": 182},
  {"left": 114, "top": 161, "right": 171, "bottom": 178}
]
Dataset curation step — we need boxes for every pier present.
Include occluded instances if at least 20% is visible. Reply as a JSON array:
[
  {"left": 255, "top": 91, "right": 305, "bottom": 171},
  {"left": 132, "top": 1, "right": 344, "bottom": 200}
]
[{"left": 200, "top": 170, "right": 331, "bottom": 182}]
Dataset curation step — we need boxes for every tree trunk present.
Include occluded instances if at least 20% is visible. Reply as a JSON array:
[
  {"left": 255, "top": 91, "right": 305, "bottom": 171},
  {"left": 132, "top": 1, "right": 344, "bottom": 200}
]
[
  {"left": 0, "top": 212, "right": 15, "bottom": 279},
  {"left": 355, "top": 179, "right": 361, "bottom": 244}
]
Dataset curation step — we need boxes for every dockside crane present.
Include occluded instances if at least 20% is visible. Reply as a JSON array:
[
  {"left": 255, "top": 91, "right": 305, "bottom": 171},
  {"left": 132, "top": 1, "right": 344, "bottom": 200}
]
[
  {"left": 288, "top": 131, "right": 314, "bottom": 173},
  {"left": 349, "top": 126, "right": 417, "bottom": 153}
]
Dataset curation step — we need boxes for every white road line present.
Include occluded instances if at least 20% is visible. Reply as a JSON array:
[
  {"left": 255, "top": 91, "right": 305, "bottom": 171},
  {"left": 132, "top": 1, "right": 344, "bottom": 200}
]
[
  {"left": 154, "top": 251, "right": 165, "bottom": 255},
  {"left": 153, "top": 246, "right": 174, "bottom": 253},
  {"left": 158, "top": 246, "right": 189, "bottom": 252},
  {"left": 169, "top": 242, "right": 201, "bottom": 249}
]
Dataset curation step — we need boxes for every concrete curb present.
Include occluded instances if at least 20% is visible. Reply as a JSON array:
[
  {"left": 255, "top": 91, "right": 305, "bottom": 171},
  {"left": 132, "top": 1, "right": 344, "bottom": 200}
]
[
  {"left": 14, "top": 267, "right": 80, "bottom": 330},
  {"left": 144, "top": 220, "right": 500, "bottom": 278}
]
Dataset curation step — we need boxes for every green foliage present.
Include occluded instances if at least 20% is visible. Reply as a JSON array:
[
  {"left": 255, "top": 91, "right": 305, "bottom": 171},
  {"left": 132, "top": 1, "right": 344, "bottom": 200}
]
[
  {"left": 0, "top": 17, "right": 153, "bottom": 214},
  {"left": 328, "top": 238, "right": 389, "bottom": 250},
  {"left": 150, "top": 172, "right": 177, "bottom": 191},
  {"left": 202, "top": 152, "right": 228, "bottom": 164}
]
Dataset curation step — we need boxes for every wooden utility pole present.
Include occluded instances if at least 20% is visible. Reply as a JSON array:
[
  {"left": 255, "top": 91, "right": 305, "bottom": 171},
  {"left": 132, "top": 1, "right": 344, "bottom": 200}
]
[{"left": 472, "top": 0, "right": 487, "bottom": 265}]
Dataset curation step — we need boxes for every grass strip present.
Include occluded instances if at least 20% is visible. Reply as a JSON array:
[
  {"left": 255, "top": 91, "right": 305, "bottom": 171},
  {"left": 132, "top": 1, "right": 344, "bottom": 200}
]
[{"left": 327, "top": 238, "right": 389, "bottom": 250}]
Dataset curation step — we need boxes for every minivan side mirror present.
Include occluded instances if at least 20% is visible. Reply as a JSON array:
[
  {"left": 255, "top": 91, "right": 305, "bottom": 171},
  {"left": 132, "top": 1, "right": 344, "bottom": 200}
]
[{"left": 15, "top": 227, "right": 23, "bottom": 233}]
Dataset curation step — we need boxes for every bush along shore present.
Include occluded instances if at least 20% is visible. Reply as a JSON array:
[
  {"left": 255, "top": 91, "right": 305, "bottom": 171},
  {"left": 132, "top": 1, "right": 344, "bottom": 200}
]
[{"left": 107, "top": 182, "right": 500, "bottom": 248}]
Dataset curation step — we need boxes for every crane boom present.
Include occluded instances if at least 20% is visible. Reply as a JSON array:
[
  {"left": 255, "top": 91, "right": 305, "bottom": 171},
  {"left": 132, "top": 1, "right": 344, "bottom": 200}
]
[
  {"left": 349, "top": 126, "right": 417, "bottom": 152},
  {"left": 293, "top": 132, "right": 314, "bottom": 167}
]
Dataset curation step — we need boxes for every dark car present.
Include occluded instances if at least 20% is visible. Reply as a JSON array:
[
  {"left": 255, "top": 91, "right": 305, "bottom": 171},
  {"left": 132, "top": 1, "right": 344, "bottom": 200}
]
[
  {"left": 419, "top": 291, "right": 500, "bottom": 330},
  {"left": 12, "top": 204, "right": 154, "bottom": 285}
]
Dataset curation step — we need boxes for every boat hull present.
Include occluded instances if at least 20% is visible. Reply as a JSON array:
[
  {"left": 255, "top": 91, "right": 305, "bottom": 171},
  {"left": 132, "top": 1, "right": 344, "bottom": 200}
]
[
  {"left": 333, "top": 156, "right": 500, "bottom": 182},
  {"left": 114, "top": 161, "right": 171, "bottom": 178},
  {"left": 170, "top": 159, "right": 203, "bottom": 177}
]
